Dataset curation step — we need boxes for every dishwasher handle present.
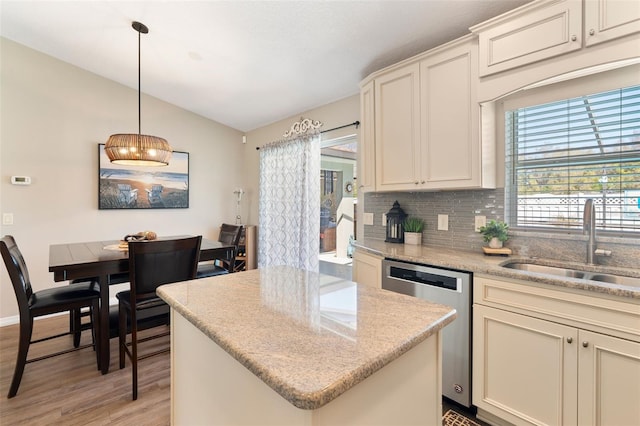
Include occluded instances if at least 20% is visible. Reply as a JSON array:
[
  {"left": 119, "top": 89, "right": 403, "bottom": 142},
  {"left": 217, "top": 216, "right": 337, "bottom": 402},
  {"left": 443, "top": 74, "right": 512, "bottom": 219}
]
[{"left": 388, "top": 266, "right": 459, "bottom": 291}]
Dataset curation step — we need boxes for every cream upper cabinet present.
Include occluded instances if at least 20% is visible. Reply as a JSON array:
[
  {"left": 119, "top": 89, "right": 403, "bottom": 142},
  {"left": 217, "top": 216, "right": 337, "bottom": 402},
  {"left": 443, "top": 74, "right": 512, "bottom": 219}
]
[
  {"left": 584, "top": 0, "right": 640, "bottom": 46},
  {"left": 374, "top": 63, "right": 421, "bottom": 191},
  {"left": 358, "top": 80, "right": 376, "bottom": 193},
  {"left": 475, "top": 0, "right": 583, "bottom": 77},
  {"left": 473, "top": 0, "right": 640, "bottom": 78},
  {"left": 473, "top": 275, "right": 640, "bottom": 426},
  {"left": 368, "top": 37, "right": 494, "bottom": 192},
  {"left": 420, "top": 38, "right": 493, "bottom": 189}
]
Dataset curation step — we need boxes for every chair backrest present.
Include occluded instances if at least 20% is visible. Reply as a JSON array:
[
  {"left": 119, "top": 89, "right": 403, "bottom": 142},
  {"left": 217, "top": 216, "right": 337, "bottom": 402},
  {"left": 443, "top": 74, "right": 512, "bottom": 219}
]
[
  {"left": 0, "top": 236, "right": 33, "bottom": 314},
  {"left": 128, "top": 236, "right": 202, "bottom": 299},
  {"left": 218, "top": 224, "right": 243, "bottom": 247}
]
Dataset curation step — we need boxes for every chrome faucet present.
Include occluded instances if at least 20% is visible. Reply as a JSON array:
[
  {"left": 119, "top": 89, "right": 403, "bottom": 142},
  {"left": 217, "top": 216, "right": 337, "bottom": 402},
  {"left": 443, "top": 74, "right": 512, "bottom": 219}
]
[
  {"left": 583, "top": 198, "right": 612, "bottom": 264},
  {"left": 583, "top": 199, "right": 597, "bottom": 264}
]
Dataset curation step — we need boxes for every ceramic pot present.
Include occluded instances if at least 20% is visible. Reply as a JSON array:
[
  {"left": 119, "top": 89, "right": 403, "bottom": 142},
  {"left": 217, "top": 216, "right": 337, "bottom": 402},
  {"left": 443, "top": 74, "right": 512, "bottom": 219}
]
[
  {"left": 404, "top": 232, "right": 422, "bottom": 245},
  {"left": 488, "top": 237, "right": 503, "bottom": 249}
]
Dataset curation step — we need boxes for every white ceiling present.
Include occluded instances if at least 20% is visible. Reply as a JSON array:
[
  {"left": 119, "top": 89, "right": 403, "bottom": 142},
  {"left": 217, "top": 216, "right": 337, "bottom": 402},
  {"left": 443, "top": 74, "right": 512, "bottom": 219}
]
[{"left": 0, "top": 0, "right": 531, "bottom": 132}]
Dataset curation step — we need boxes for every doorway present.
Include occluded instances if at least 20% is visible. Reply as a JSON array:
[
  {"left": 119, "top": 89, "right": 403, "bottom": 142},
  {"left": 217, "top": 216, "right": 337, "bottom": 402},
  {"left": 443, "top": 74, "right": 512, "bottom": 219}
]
[{"left": 319, "top": 135, "right": 356, "bottom": 280}]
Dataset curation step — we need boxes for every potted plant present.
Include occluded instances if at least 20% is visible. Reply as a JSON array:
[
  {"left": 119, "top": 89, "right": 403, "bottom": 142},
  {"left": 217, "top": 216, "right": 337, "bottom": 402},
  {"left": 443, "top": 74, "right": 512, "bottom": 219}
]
[
  {"left": 479, "top": 220, "right": 509, "bottom": 249},
  {"left": 403, "top": 217, "right": 425, "bottom": 245}
]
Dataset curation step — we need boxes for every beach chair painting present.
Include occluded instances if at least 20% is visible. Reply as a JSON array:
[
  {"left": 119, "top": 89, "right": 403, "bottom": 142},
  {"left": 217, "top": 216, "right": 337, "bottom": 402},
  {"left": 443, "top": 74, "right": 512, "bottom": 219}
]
[
  {"left": 146, "top": 185, "right": 164, "bottom": 207},
  {"left": 117, "top": 184, "right": 138, "bottom": 207},
  {"left": 99, "top": 144, "right": 189, "bottom": 209}
]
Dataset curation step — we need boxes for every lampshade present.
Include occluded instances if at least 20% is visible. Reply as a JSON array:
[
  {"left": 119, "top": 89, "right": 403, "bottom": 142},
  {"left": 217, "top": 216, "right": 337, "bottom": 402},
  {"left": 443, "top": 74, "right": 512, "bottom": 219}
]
[
  {"left": 105, "top": 134, "right": 172, "bottom": 166},
  {"left": 105, "top": 21, "right": 172, "bottom": 167}
]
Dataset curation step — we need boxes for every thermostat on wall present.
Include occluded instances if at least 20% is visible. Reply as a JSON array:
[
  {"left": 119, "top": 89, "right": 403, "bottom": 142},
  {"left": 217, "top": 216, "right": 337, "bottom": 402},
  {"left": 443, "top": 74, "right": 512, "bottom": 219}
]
[{"left": 11, "top": 176, "right": 31, "bottom": 185}]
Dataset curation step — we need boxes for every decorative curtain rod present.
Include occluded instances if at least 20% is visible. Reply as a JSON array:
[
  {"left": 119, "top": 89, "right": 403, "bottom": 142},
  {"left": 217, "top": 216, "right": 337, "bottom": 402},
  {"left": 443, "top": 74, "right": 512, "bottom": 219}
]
[{"left": 255, "top": 120, "right": 360, "bottom": 150}]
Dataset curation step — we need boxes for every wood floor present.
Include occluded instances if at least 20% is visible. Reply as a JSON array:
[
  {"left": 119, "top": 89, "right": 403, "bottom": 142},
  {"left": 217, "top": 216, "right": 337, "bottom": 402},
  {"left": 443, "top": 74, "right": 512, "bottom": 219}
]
[
  {"left": 1, "top": 313, "right": 488, "bottom": 426},
  {"left": 0, "top": 314, "right": 170, "bottom": 425}
]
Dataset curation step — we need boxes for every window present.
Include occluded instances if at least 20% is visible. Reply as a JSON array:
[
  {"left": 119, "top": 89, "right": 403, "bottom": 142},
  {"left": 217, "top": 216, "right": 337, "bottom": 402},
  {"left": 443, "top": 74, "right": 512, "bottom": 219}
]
[{"left": 506, "top": 85, "right": 640, "bottom": 233}]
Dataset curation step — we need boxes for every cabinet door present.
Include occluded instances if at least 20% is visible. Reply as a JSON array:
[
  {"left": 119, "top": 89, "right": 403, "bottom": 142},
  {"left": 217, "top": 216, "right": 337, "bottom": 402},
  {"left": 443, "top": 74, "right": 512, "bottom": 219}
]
[
  {"left": 374, "top": 63, "right": 421, "bottom": 191},
  {"left": 477, "top": 0, "right": 582, "bottom": 76},
  {"left": 359, "top": 80, "right": 375, "bottom": 192},
  {"left": 585, "top": 0, "right": 640, "bottom": 46},
  {"left": 420, "top": 40, "right": 481, "bottom": 189},
  {"left": 578, "top": 330, "right": 640, "bottom": 426},
  {"left": 473, "top": 305, "right": 578, "bottom": 426},
  {"left": 352, "top": 250, "right": 382, "bottom": 289}
]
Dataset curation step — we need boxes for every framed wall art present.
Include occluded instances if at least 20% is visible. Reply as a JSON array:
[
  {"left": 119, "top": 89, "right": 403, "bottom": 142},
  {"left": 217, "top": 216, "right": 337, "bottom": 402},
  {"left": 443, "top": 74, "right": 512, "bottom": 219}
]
[{"left": 98, "top": 143, "right": 189, "bottom": 209}]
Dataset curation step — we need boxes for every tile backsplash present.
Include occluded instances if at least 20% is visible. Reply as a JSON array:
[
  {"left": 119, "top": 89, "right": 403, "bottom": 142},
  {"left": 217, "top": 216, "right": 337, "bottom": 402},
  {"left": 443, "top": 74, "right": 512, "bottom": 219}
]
[
  {"left": 363, "top": 190, "right": 639, "bottom": 269},
  {"left": 364, "top": 189, "right": 504, "bottom": 253}
]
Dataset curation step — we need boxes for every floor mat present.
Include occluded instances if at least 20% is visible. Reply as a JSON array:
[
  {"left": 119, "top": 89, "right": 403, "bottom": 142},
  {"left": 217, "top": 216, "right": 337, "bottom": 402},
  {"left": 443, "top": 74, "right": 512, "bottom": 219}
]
[{"left": 443, "top": 409, "right": 482, "bottom": 426}]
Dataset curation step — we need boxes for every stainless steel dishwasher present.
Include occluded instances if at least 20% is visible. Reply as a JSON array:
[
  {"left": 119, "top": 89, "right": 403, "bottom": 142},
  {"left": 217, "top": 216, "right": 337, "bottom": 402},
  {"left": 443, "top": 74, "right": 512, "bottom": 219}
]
[{"left": 382, "top": 259, "right": 472, "bottom": 408}]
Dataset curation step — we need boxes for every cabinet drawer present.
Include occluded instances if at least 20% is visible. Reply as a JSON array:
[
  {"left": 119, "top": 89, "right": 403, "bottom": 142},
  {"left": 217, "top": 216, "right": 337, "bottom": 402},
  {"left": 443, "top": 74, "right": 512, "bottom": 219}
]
[
  {"left": 476, "top": 0, "right": 582, "bottom": 76},
  {"left": 474, "top": 275, "right": 640, "bottom": 342}
]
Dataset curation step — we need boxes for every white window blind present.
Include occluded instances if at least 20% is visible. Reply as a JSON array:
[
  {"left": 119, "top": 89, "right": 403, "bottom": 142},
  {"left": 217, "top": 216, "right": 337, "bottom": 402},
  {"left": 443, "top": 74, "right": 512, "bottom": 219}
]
[{"left": 506, "top": 84, "right": 640, "bottom": 233}]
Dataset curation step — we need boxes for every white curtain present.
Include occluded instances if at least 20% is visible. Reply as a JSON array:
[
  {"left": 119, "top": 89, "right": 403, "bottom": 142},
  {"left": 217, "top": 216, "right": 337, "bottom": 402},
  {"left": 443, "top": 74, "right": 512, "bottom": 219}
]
[{"left": 258, "top": 133, "right": 320, "bottom": 271}]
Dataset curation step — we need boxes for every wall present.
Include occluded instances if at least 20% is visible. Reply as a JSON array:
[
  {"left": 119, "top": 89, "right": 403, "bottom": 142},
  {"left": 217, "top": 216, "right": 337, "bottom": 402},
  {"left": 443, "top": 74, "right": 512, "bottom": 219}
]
[
  {"left": 0, "top": 38, "right": 245, "bottom": 321},
  {"left": 241, "top": 95, "right": 360, "bottom": 227}
]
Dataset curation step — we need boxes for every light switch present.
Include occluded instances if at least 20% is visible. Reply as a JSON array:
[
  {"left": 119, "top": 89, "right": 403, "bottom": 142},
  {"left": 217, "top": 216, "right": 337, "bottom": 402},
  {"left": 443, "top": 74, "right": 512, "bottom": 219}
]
[
  {"left": 475, "top": 215, "right": 486, "bottom": 232},
  {"left": 382, "top": 213, "right": 387, "bottom": 226},
  {"left": 3, "top": 213, "right": 14, "bottom": 225},
  {"left": 438, "top": 214, "right": 448, "bottom": 231},
  {"left": 363, "top": 212, "right": 374, "bottom": 226}
]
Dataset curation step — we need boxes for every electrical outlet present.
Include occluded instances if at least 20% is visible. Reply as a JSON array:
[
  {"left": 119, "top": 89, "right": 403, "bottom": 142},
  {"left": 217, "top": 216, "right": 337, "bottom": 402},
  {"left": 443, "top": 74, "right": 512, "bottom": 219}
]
[
  {"left": 475, "top": 215, "right": 486, "bottom": 232},
  {"left": 437, "top": 214, "right": 448, "bottom": 231},
  {"left": 363, "top": 212, "right": 374, "bottom": 226},
  {"left": 2, "top": 213, "right": 14, "bottom": 226}
]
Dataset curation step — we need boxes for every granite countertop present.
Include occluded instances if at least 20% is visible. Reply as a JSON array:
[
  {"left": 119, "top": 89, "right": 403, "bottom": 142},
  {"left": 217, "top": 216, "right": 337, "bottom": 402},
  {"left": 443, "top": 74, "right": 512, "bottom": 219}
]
[
  {"left": 355, "top": 238, "right": 640, "bottom": 300},
  {"left": 157, "top": 265, "right": 456, "bottom": 410}
]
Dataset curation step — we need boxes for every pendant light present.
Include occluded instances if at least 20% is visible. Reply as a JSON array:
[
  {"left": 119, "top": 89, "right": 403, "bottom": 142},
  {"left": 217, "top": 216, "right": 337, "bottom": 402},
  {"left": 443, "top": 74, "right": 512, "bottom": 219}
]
[{"left": 105, "top": 21, "right": 172, "bottom": 166}]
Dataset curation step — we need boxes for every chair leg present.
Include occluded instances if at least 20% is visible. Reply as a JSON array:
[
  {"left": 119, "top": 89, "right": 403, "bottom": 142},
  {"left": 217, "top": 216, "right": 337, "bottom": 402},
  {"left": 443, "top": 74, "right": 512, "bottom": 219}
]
[
  {"left": 90, "top": 300, "right": 100, "bottom": 368},
  {"left": 119, "top": 300, "right": 126, "bottom": 370},
  {"left": 130, "top": 308, "right": 138, "bottom": 401},
  {"left": 72, "top": 308, "right": 82, "bottom": 348},
  {"left": 8, "top": 316, "right": 34, "bottom": 398}
]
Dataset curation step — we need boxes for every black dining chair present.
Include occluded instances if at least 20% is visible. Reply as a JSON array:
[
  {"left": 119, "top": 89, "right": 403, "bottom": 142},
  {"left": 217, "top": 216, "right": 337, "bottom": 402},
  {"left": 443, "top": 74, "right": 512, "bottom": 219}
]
[
  {"left": 197, "top": 223, "right": 243, "bottom": 278},
  {"left": 117, "top": 236, "right": 201, "bottom": 400},
  {"left": 0, "top": 235, "right": 100, "bottom": 398}
]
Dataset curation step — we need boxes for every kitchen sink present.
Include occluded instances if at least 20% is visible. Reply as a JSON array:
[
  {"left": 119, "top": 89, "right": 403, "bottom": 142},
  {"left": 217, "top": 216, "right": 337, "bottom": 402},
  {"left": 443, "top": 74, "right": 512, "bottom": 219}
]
[{"left": 502, "top": 261, "right": 640, "bottom": 287}]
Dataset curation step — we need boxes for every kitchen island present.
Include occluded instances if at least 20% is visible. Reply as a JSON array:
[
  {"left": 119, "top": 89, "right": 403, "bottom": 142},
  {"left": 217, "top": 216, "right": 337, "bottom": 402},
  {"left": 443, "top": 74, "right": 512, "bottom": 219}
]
[{"left": 158, "top": 265, "right": 456, "bottom": 425}]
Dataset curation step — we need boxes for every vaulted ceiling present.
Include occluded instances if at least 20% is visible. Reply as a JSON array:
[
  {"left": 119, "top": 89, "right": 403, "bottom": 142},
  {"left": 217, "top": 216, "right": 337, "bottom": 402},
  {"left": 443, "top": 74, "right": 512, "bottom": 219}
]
[{"left": 1, "top": 0, "right": 532, "bottom": 131}]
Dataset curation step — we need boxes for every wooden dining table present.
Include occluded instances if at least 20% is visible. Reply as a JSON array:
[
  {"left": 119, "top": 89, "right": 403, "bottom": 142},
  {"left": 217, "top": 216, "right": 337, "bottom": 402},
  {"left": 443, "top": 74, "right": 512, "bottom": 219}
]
[{"left": 49, "top": 236, "right": 235, "bottom": 374}]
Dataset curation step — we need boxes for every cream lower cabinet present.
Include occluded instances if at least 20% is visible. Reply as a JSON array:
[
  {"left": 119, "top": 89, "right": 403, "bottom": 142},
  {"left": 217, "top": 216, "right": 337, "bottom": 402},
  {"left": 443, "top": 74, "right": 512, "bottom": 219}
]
[
  {"left": 473, "top": 275, "right": 640, "bottom": 426},
  {"left": 352, "top": 249, "right": 382, "bottom": 289}
]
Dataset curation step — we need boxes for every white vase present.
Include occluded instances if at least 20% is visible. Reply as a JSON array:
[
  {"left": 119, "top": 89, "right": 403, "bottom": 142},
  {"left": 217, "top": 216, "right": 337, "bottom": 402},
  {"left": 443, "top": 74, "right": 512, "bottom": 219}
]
[
  {"left": 404, "top": 232, "right": 422, "bottom": 245},
  {"left": 488, "top": 237, "right": 503, "bottom": 249}
]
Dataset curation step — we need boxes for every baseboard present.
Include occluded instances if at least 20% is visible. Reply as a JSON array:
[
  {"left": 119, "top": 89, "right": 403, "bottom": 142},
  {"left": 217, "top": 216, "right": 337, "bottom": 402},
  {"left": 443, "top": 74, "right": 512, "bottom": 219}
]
[{"left": 0, "top": 315, "right": 19, "bottom": 327}]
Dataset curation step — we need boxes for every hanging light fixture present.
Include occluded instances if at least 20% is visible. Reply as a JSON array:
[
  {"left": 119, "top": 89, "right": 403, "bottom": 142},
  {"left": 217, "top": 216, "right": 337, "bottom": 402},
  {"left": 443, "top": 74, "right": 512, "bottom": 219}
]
[{"left": 105, "top": 21, "right": 172, "bottom": 166}]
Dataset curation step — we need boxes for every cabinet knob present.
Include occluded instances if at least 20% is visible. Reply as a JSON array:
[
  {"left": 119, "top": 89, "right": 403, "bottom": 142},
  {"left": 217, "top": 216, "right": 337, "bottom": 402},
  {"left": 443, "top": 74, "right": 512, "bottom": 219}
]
[
  {"left": 421, "top": 180, "right": 425, "bottom": 184},
  {"left": 567, "top": 337, "right": 573, "bottom": 344},
  {"left": 589, "top": 29, "right": 595, "bottom": 36},
  {"left": 414, "top": 181, "right": 419, "bottom": 185},
  {"left": 582, "top": 341, "right": 589, "bottom": 348},
  {"left": 571, "top": 34, "right": 577, "bottom": 42}
]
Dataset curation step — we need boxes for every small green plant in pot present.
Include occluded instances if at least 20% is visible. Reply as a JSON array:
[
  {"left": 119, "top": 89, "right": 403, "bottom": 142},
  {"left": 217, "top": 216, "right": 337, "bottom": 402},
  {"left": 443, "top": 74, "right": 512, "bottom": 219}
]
[
  {"left": 403, "top": 217, "right": 425, "bottom": 245},
  {"left": 479, "top": 220, "right": 509, "bottom": 248}
]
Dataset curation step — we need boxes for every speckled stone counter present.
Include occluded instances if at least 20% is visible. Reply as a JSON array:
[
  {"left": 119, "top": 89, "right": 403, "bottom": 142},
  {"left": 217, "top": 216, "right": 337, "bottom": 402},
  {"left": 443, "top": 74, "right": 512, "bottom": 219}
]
[
  {"left": 355, "top": 238, "right": 640, "bottom": 300},
  {"left": 158, "top": 265, "right": 456, "bottom": 424}
]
